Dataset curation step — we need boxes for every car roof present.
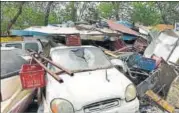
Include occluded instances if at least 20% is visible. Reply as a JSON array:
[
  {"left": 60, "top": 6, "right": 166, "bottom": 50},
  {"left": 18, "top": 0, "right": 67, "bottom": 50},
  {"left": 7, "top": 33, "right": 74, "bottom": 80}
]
[{"left": 1, "top": 47, "right": 19, "bottom": 50}]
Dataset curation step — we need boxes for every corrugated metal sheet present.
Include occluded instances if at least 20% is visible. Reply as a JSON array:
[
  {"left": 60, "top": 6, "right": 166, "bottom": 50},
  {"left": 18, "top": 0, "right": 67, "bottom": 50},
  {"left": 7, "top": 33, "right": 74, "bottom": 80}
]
[{"left": 107, "top": 20, "right": 139, "bottom": 36}]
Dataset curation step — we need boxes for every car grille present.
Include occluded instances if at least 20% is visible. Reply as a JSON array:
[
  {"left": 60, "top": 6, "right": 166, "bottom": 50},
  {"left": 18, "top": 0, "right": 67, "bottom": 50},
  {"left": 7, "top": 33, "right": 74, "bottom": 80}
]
[{"left": 84, "top": 99, "right": 120, "bottom": 113}]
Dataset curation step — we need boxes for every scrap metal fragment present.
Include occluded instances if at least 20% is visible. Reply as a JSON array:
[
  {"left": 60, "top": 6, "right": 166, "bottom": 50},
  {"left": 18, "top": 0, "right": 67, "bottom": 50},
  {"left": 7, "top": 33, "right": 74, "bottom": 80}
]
[{"left": 166, "top": 76, "right": 179, "bottom": 109}]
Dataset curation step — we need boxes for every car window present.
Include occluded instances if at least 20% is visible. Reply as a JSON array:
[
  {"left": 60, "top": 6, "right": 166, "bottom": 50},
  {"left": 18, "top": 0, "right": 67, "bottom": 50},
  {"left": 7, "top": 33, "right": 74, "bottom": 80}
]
[
  {"left": 5, "top": 43, "right": 22, "bottom": 49},
  {"left": 1, "top": 49, "right": 27, "bottom": 79},
  {"left": 25, "top": 42, "right": 39, "bottom": 52},
  {"left": 51, "top": 47, "right": 112, "bottom": 72}
]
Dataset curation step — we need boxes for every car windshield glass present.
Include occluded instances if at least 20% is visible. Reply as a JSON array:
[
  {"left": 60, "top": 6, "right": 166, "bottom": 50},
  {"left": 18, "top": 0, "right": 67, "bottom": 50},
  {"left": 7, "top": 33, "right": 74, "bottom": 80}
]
[
  {"left": 51, "top": 47, "right": 112, "bottom": 72},
  {"left": 25, "top": 43, "right": 39, "bottom": 52},
  {"left": 1, "top": 49, "right": 27, "bottom": 79}
]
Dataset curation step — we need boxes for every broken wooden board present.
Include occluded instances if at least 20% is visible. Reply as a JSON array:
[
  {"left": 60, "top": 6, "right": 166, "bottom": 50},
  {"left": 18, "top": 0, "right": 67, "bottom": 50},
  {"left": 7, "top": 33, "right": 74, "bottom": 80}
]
[
  {"left": 166, "top": 76, "right": 179, "bottom": 109},
  {"left": 145, "top": 90, "right": 175, "bottom": 113},
  {"left": 104, "top": 50, "right": 119, "bottom": 58},
  {"left": 99, "top": 46, "right": 134, "bottom": 59}
]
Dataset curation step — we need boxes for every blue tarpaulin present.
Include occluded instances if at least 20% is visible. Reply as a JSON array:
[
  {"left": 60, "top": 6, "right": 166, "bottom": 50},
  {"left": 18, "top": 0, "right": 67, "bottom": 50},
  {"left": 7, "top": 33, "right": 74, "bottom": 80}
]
[
  {"left": 122, "top": 35, "right": 136, "bottom": 41},
  {"left": 11, "top": 30, "right": 49, "bottom": 36},
  {"left": 116, "top": 21, "right": 133, "bottom": 28}
]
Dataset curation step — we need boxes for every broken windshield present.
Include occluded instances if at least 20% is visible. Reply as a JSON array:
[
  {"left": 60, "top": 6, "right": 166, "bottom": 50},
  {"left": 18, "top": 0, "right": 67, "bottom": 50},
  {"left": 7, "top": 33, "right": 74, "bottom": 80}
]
[{"left": 50, "top": 46, "right": 112, "bottom": 72}]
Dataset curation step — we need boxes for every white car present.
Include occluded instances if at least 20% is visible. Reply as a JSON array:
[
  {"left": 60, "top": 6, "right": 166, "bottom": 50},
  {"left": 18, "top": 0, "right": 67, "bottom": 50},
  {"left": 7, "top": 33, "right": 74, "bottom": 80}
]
[
  {"left": 1, "top": 47, "right": 35, "bottom": 113},
  {"left": 38, "top": 46, "right": 139, "bottom": 113}
]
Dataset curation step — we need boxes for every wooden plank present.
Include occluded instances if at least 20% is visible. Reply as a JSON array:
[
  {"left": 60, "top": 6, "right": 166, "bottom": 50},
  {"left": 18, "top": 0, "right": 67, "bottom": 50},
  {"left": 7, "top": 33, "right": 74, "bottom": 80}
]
[
  {"left": 145, "top": 90, "right": 175, "bottom": 113},
  {"left": 104, "top": 50, "right": 119, "bottom": 58}
]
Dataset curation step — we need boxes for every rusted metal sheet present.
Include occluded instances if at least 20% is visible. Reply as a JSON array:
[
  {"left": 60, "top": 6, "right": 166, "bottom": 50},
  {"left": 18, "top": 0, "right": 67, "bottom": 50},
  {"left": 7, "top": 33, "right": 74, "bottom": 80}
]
[
  {"left": 113, "top": 39, "right": 133, "bottom": 52},
  {"left": 133, "top": 38, "right": 148, "bottom": 52},
  {"left": 107, "top": 20, "right": 139, "bottom": 36},
  {"left": 137, "top": 61, "right": 178, "bottom": 97}
]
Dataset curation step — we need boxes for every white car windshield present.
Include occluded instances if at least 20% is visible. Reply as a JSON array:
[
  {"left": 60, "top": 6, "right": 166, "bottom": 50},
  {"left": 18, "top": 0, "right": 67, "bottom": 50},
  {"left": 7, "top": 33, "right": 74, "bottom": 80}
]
[{"left": 50, "top": 47, "right": 112, "bottom": 72}]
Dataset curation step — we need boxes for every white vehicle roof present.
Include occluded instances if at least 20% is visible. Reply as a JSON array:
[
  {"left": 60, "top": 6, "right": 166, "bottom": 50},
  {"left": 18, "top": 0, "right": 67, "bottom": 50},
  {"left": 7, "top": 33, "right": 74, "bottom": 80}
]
[{"left": 1, "top": 47, "right": 18, "bottom": 50}]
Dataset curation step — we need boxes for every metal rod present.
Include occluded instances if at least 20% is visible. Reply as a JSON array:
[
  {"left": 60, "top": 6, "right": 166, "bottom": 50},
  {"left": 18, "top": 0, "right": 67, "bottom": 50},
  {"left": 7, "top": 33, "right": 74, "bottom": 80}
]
[
  {"left": 39, "top": 54, "right": 72, "bottom": 75},
  {"left": 27, "top": 48, "right": 73, "bottom": 75},
  {"left": 32, "top": 56, "right": 63, "bottom": 83},
  {"left": 129, "top": 70, "right": 149, "bottom": 76}
]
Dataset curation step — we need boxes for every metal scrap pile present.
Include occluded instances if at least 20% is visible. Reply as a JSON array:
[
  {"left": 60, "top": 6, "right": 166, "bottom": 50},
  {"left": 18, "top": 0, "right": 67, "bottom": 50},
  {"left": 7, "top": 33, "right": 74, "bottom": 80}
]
[{"left": 9, "top": 19, "right": 179, "bottom": 113}]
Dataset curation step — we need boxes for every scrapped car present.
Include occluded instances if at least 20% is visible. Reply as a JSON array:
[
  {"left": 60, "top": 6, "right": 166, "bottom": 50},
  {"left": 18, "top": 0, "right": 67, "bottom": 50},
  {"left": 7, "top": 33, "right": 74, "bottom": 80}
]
[
  {"left": 1, "top": 40, "right": 43, "bottom": 53},
  {"left": 38, "top": 46, "right": 139, "bottom": 113},
  {"left": 0, "top": 47, "right": 35, "bottom": 113}
]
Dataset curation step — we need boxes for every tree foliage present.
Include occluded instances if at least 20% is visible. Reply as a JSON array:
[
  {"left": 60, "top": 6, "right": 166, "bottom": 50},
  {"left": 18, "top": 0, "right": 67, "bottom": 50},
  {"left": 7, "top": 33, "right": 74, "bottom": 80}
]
[
  {"left": 1, "top": 1, "right": 179, "bottom": 35},
  {"left": 131, "top": 2, "right": 161, "bottom": 26}
]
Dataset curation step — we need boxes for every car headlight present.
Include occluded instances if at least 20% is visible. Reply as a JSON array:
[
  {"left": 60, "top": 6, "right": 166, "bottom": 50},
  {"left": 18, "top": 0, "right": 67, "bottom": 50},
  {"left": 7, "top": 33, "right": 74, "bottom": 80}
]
[
  {"left": 50, "top": 98, "right": 74, "bottom": 113},
  {"left": 125, "top": 84, "right": 137, "bottom": 102}
]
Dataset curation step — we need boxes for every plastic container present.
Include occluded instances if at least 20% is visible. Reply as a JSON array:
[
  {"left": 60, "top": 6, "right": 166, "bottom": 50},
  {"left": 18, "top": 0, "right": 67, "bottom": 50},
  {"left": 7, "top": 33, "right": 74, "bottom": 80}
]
[
  {"left": 128, "top": 53, "right": 156, "bottom": 71},
  {"left": 20, "top": 64, "right": 45, "bottom": 89}
]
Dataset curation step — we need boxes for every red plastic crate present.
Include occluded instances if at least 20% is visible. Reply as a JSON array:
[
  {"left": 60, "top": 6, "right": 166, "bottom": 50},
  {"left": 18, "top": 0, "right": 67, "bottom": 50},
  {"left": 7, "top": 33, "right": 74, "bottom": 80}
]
[{"left": 20, "top": 64, "right": 45, "bottom": 89}]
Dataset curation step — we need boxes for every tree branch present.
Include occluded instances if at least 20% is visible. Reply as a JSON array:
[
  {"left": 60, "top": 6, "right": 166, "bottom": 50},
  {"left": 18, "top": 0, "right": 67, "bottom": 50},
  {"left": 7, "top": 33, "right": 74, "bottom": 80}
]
[
  {"left": 7, "top": 2, "right": 25, "bottom": 35},
  {"left": 44, "top": 1, "right": 53, "bottom": 26}
]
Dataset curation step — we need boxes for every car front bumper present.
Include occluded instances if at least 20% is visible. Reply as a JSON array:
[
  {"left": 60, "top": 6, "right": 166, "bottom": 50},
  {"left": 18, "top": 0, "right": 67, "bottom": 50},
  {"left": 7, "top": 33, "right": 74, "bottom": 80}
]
[
  {"left": 75, "top": 98, "right": 139, "bottom": 113},
  {"left": 41, "top": 97, "right": 139, "bottom": 113}
]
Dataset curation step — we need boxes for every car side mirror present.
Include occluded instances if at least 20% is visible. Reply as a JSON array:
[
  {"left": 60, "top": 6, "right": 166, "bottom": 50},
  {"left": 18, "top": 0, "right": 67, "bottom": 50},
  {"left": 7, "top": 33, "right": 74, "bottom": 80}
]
[{"left": 110, "top": 59, "right": 127, "bottom": 73}]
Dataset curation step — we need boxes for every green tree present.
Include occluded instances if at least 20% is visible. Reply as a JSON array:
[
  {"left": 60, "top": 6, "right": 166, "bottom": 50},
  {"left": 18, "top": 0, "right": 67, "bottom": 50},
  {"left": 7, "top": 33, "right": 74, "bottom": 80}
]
[
  {"left": 97, "top": 2, "right": 114, "bottom": 19},
  {"left": 131, "top": 2, "right": 161, "bottom": 26},
  {"left": 156, "top": 2, "right": 179, "bottom": 24}
]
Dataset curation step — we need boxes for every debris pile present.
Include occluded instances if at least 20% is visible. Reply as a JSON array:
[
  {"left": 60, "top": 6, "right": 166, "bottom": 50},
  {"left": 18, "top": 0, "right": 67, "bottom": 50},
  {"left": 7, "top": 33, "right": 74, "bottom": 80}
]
[{"left": 5, "top": 19, "right": 179, "bottom": 112}]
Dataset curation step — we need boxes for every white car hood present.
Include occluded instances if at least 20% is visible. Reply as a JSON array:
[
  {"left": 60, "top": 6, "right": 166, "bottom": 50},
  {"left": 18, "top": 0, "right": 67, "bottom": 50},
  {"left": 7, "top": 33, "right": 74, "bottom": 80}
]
[{"left": 46, "top": 68, "right": 132, "bottom": 110}]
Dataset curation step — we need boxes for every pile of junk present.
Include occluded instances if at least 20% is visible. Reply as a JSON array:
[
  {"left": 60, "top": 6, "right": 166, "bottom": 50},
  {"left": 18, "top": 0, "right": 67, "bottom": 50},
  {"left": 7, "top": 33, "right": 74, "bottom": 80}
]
[{"left": 9, "top": 19, "right": 179, "bottom": 113}]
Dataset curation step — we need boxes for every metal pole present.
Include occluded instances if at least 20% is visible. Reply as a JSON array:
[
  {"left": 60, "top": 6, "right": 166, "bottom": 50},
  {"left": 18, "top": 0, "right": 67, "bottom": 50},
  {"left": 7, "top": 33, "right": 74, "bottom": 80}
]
[
  {"left": 32, "top": 56, "right": 63, "bottom": 83},
  {"left": 39, "top": 54, "right": 73, "bottom": 75},
  {"left": 27, "top": 48, "right": 73, "bottom": 75}
]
